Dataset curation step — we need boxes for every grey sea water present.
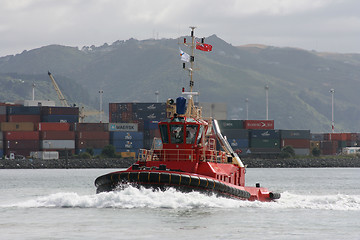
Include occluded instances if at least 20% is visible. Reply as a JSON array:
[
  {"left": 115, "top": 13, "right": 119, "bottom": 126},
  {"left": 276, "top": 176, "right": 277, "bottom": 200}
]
[{"left": 0, "top": 168, "right": 359, "bottom": 239}]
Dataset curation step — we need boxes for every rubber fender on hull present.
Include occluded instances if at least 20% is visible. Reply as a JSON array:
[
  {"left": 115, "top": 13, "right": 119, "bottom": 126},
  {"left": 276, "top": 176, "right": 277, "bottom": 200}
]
[
  {"left": 95, "top": 171, "right": 251, "bottom": 200},
  {"left": 269, "top": 192, "right": 281, "bottom": 200}
]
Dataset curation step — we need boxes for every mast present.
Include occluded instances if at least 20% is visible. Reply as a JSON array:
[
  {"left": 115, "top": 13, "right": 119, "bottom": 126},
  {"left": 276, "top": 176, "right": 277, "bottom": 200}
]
[{"left": 183, "top": 26, "right": 200, "bottom": 119}]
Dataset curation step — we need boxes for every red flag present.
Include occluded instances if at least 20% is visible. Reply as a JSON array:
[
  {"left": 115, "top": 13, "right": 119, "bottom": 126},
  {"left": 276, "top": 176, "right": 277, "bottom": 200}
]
[{"left": 196, "top": 42, "right": 212, "bottom": 52}]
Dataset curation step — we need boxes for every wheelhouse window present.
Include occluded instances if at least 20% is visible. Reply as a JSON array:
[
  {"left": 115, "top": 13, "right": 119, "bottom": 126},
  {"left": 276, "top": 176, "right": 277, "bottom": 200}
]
[
  {"left": 186, "top": 125, "right": 198, "bottom": 144},
  {"left": 159, "top": 124, "right": 169, "bottom": 144},
  {"left": 170, "top": 124, "right": 184, "bottom": 144},
  {"left": 197, "top": 125, "right": 205, "bottom": 144}
]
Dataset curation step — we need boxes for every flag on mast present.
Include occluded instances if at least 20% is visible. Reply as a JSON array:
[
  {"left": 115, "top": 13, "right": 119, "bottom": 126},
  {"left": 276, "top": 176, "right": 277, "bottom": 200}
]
[
  {"left": 179, "top": 48, "right": 190, "bottom": 62},
  {"left": 196, "top": 42, "right": 213, "bottom": 52}
]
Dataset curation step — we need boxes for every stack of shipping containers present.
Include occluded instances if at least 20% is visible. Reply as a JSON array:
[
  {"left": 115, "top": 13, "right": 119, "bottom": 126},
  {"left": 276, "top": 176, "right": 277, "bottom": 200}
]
[
  {"left": 218, "top": 120, "right": 248, "bottom": 155},
  {"left": 109, "top": 123, "right": 143, "bottom": 158},
  {"left": 74, "top": 123, "right": 109, "bottom": 156},
  {"left": 280, "top": 130, "right": 311, "bottom": 155},
  {"left": 39, "top": 122, "right": 75, "bottom": 156},
  {"left": 41, "top": 107, "right": 79, "bottom": 123}
]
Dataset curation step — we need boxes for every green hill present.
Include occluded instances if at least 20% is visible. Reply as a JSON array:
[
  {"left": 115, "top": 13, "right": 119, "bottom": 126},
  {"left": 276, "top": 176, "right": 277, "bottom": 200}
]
[{"left": 1, "top": 35, "right": 360, "bottom": 132}]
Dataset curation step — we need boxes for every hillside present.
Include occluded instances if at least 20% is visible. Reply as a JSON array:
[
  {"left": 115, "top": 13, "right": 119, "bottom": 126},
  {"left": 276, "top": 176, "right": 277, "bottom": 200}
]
[{"left": 1, "top": 35, "right": 360, "bottom": 132}]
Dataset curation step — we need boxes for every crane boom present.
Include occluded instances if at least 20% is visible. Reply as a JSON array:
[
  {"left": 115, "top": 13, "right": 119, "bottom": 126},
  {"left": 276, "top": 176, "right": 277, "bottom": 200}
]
[{"left": 48, "top": 71, "right": 69, "bottom": 107}]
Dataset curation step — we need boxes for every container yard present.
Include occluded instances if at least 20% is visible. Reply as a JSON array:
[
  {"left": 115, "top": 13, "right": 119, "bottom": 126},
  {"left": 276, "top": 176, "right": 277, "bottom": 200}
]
[{"left": 1, "top": 101, "right": 360, "bottom": 160}]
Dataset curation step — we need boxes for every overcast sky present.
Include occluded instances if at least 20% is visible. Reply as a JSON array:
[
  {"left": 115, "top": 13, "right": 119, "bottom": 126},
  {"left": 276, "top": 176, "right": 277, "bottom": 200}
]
[{"left": 1, "top": 0, "right": 359, "bottom": 57}]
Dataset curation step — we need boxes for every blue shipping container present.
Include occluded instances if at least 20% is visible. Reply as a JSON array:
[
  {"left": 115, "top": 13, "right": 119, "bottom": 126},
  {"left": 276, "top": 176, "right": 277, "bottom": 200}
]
[
  {"left": 41, "top": 115, "right": 79, "bottom": 123},
  {"left": 143, "top": 120, "right": 160, "bottom": 130},
  {"left": 111, "top": 139, "right": 143, "bottom": 149},
  {"left": 110, "top": 131, "right": 144, "bottom": 141},
  {"left": 7, "top": 106, "right": 41, "bottom": 115},
  {"left": 228, "top": 138, "right": 249, "bottom": 148},
  {"left": 0, "top": 149, "right": 3, "bottom": 158}
]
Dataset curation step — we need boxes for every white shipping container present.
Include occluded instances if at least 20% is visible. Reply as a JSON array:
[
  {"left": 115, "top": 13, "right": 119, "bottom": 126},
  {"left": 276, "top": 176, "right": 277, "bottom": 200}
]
[
  {"left": 41, "top": 140, "right": 75, "bottom": 149},
  {"left": 109, "top": 123, "right": 138, "bottom": 132},
  {"left": 30, "top": 151, "right": 59, "bottom": 160},
  {"left": 342, "top": 147, "right": 360, "bottom": 155},
  {"left": 294, "top": 148, "right": 310, "bottom": 156}
]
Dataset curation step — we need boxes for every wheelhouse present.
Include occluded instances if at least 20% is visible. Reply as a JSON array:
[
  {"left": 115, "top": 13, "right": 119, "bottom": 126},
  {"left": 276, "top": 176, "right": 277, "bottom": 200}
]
[{"left": 158, "top": 116, "right": 208, "bottom": 150}]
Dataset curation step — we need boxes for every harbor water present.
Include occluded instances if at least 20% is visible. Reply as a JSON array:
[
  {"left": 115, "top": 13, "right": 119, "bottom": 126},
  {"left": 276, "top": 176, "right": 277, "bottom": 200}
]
[{"left": 0, "top": 168, "right": 359, "bottom": 239}]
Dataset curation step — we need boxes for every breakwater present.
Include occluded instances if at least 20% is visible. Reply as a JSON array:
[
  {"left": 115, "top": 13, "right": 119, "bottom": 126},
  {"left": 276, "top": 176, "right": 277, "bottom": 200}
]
[{"left": 1, "top": 157, "right": 360, "bottom": 169}]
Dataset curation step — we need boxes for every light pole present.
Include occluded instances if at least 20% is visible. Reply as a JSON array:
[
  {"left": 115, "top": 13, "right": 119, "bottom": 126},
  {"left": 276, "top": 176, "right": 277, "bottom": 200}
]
[
  {"left": 99, "top": 90, "right": 103, "bottom": 123},
  {"left": 265, "top": 85, "right": 269, "bottom": 120},
  {"left": 245, "top": 98, "right": 249, "bottom": 120},
  {"left": 330, "top": 88, "right": 335, "bottom": 133},
  {"left": 155, "top": 91, "right": 159, "bottom": 103}
]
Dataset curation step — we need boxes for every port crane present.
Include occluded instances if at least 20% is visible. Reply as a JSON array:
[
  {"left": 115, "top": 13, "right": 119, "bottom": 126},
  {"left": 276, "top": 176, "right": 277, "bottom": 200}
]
[{"left": 47, "top": 71, "right": 104, "bottom": 122}]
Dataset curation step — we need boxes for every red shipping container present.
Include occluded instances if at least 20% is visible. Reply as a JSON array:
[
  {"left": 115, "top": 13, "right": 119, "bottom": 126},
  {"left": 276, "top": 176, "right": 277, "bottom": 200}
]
[
  {"left": 76, "top": 131, "right": 109, "bottom": 140},
  {"left": 243, "top": 120, "right": 274, "bottom": 129},
  {"left": 4, "top": 131, "right": 40, "bottom": 140},
  {"left": 8, "top": 115, "right": 41, "bottom": 123},
  {"left": 6, "top": 140, "right": 40, "bottom": 149},
  {"left": 41, "top": 106, "right": 79, "bottom": 115},
  {"left": 76, "top": 139, "right": 110, "bottom": 149},
  {"left": 281, "top": 139, "right": 310, "bottom": 148},
  {"left": 40, "top": 131, "right": 75, "bottom": 140},
  {"left": 0, "top": 115, "right": 6, "bottom": 122},
  {"left": 37, "top": 122, "right": 71, "bottom": 131},
  {"left": 324, "top": 133, "right": 356, "bottom": 141}
]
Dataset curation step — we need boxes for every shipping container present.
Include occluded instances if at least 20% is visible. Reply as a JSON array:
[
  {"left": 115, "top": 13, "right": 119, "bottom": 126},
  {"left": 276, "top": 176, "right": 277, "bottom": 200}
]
[
  {"left": 221, "top": 129, "right": 249, "bottom": 139},
  {"left": 143, "top": 120, "right": 160, "bottom": 130},
  {"left": 115, "top": 148, "right": 138, "bottom": 156},
  {"left": 4, "top": 131, "right": 39, "bottom": 140},
  {"left": 110, "top": 131, "right": 144, "bottom": 141},
  {"left": 250, "top": 129, "right": 280, "bottom": 139},
  {"left": 120, "top": 151, "right": 137, "bottom": 158},
  {"left": 0, "top": 122, "right": 34, "bottom": 131},
  {"left": 7, "top": 106, "right": 41, "bottom": 115},
  {"left": 281, "top": 139, "right": 310, "bottom": 148},
  {"left": 218, "top": 120, "right": 244, "bottom": 130},
  {"left": 0, "top": 106, "right": 6, "bottom": 115},
  {"left": 108, "top": 123, "right": 139, "bottom": 132},
  {"left": 30, "top": 151, "right": 59, "bottom": 160},
  {"left": 243, "top": 120, "right": 274, "bottom": 129},
  {"left": 76, "top": 131, "right": 109, "bottom": 140},
  {"left": 40, "top": 131, "right": 75, "bottom": 140},
  {"left": 310, "top": 141, "right": 320, "bottom": 149},
  {"left": 342, "top": 147, "right": 360, "bottom": 155},
  {"left": 323, "top": 133, "right": 357, "bottom": 141},
  {"left": 248, "top": 148, "right": 281, "bottom": 154},
  {"left": 0, "top": 149, "right": 3, "bottom": 157},
  {"left": 5, "top": 149, "right": 34, "bottom": 157},
  {"left": 131, "top": 103, "right": 166, "bottom": 112},
  {"left": 41, "top": 115, "right": 78, "bottom": 123},
  {"left": 132, "top": 111, "right": 166, "bottom": 121},
  {"left": 6, "top": 140, "right": 40, "bottom": 149},
  {"left": 0, "top": 140, "right": 3, "bottom": 149},
  {"left": 7, "top": 115, "right": 41, "bottom": 123},
  {"left": 73, "top": 123, "right": 108, "bottom": 132},
  {"left": 0, "top": 115, "right": 6, "bottom": 122},
  {"left": 250, "top": 139, "right": 280, "bottom": 148},
  {"left": 111, "top": 140, "right": 144, "bottom": 149},
  {"left": 37, "top": 122, "right": 71, "bottom": 131},
  {"left": 320, "top": 140, "right": 338, "bottom": 155},
  {"left": 311, "top": 133, "right": 325, "bottom": 141},
  {"left": 143, "top": 129, "right": 161, "bottom": 140},
  {"left": 280, "top": 130, "right": 310, "bottom": 139},
  {"left": 41, "top": 106, "right": 79, "bottom": 115},
  {"left": 293, "top": 148, "right": 310, "bottom": 156},
  {"left": 228, "top": 138, "right": 249, "bottom": 148},
  {"left": 41, "top": 140, "right": 75, "bottom": 149},
  {"left": 76, "top": 139, "right": 109, "bottom": 149}
]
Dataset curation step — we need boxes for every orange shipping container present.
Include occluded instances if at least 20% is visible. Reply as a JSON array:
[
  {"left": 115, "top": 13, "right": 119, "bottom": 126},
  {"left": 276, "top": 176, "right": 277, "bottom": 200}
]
[
  {"left": 281, "top": 139, "right": 310, "bottom": 148},
  {"left": 40, "top": 131, "right": 75, "bottom": 140},
  {"left": 37, "top": 122, "right": 71, "bottom": 131},
  {"left": 0, "top": 122, "right": 34, "bottom": 131}
]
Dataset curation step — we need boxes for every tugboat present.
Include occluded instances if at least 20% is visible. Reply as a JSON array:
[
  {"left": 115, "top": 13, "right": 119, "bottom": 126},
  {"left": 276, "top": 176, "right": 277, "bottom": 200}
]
[{"left": 95, "top": 27, "right": 281, "bottom": 202}]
